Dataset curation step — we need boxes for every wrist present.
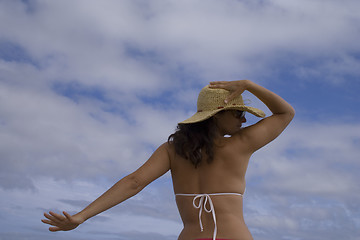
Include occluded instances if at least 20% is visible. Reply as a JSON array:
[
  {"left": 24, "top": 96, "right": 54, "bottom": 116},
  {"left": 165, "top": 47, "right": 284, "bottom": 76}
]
[
  {"left": 238, "top": 79, "right": 252, "bottom": 90},
  {"left": 73, "top": 212, "right": 87, "bottom": 223}
]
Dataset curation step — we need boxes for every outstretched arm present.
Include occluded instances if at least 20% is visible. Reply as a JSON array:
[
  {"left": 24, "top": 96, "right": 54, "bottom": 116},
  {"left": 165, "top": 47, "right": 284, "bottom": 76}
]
[
  {"left": 42, "top": 143, "right": 171, "bottom": 231},
  {"left": 210, "top": 80, "right": 295, "bottom": 151}
]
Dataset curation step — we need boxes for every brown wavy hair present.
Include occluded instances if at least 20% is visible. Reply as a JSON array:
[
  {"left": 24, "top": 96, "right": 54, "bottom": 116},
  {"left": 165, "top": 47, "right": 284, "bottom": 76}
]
[{"left": 168, "top": 117, "right": 217, "bottom": 168}]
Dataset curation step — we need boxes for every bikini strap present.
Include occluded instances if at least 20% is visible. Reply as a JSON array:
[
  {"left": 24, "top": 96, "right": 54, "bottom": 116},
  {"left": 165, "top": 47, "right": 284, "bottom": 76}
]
[{"left": 175, "top": 193, "right": 243, "bottom": 240}]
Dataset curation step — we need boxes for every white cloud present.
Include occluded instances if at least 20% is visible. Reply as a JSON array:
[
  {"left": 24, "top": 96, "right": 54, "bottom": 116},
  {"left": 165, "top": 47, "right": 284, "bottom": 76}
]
[
  {"left": 0, "top": 177, "right": 181, "bottom": 240},
  {"left": 1, "top": 0, "right": 359, "bottom": 89},
  {"left": 0, "top": 74, "right": 157, "bottom": 186},
  {"left": 1, "top": 0, "right": 360, "bottom": 239},
  {"left": 247, "top": 121, "right": 360, "bottom": 196},
  {"left": 244, "top": 121, "right": 360, "bottom": 239}
]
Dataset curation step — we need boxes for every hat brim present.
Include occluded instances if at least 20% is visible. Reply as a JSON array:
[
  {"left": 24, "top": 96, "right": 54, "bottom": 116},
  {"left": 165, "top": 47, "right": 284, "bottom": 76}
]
[{"left": 179, "top": 105, "right": 266, "bottom": 124}]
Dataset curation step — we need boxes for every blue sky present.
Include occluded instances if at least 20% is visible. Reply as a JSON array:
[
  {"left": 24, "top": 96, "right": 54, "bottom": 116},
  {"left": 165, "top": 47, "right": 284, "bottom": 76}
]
[{"left": 0, "top": 0, "right": 359, "bottom": 240}]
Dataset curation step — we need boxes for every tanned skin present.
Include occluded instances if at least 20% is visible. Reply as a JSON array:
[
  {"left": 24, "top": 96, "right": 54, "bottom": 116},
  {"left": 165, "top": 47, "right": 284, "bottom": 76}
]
[{"left": 42, "top": 80, "right": 295, "bottom": 240}]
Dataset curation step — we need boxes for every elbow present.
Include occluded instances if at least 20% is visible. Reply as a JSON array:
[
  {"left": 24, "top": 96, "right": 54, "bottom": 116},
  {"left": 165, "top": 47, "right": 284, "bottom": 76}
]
[
  {"left": 274, "top": 106, "right": 295, "bottom": 122},
  {"left": 284, "top": 106, "right": 295, "bottom": 124},
  {"left": 126, "top": 174, "right": 144, "bottom": 192},
  {"left": 276, "top": 106, "right": 295, "bottom": 124},
  {"left": 288, "top": 106, "right": 295, "bottom": 119}
]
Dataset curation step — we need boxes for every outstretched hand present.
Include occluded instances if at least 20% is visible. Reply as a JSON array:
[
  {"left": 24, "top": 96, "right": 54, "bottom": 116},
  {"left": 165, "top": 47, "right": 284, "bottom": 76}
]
[
  {"left": 42, "top": 211, "right": 84, "bottom": 232},
  {"left": 209, "top": 80, "right": 250, "bottom": 103}
]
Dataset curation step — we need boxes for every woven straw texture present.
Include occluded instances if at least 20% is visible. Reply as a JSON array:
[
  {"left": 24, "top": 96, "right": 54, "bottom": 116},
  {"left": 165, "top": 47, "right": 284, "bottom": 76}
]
[{"left": 179, "top": 85, "right": 265, "bottom": 124}]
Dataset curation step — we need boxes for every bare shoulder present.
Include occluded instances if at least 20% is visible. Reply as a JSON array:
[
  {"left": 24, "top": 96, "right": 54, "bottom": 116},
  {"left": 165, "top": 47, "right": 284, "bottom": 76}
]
[
  {"left": 229, "top": 129, "right": 254, "bottom": 154},
  {"left": 162, "top": 141, "right": 175, "bottom": 155},
  {"left": 160, "top": 141, "right": 178, "bottom": 165},
  {"left": 236, "top": 112, "right": 294, "bottom": 152}
]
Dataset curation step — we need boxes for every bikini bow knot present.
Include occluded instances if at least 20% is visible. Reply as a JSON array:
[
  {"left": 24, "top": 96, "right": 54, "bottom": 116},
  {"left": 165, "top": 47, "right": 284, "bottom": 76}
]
[{"left": 192, "top": 194, "right": 217, "bottom": 239}]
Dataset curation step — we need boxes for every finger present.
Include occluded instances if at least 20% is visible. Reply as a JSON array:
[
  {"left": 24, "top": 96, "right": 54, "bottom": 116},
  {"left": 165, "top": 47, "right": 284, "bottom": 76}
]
[
  {"left": 49, "top": 211, "right": 66, "bottom": 221},
  {"left": 209, "top": 81, "right": 228, "bottom": 85},
  {"left": 225, "top": 90, "right": 241, "bottom": 103},
  {"left": 49, "top": 226, "right": 61, "bottom": 232},
  {"left": 41, "top": 219, "right": 58, "bottom": 226},
  {"left": 209, "top": 83, "right": 229, "bottom": 90},
  {"left": 208, "top": 84, "right": 223, "bottom": 89},
  {"left": 44, "top": 213, "right": 61, "bottom": 223},
  {"left": 209, "top": 81, "right": 228, "bottom": 88},
  {"left": 63, "top": 211, "right": 73, "bottom": 221}
]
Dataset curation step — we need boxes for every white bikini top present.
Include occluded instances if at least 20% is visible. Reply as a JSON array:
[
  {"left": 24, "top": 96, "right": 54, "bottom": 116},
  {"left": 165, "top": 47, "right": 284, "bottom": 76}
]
[{"left": 175, "top": 193, "right": 243, "bottom": 240}]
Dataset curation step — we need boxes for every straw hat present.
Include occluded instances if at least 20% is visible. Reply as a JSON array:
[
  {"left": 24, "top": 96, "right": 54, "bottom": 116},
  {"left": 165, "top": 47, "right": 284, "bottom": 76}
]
[{"left": 179, "top": 85, "right": 265, "bottom": 124}]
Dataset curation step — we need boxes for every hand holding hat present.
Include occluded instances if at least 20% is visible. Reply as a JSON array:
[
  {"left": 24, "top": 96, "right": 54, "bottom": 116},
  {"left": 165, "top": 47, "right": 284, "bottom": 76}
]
[
  {"left": 179, "top": 80, "right": 265, "bottom": 124},
  {"left": 209, "top": 80, "right": 249, "bottom": 104}
]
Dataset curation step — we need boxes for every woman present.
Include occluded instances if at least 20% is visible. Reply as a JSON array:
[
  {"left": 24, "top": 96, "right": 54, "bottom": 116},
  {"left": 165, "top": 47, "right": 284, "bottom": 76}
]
[{"left": 42, "top": 80, "right": 295, "bottom": 240}]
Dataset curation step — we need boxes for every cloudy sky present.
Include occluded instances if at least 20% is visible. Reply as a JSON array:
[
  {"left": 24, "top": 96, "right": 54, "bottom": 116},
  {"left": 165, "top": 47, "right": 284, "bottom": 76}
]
[{"left": 1, "top": 0, "right": 360, "bottom": 239}]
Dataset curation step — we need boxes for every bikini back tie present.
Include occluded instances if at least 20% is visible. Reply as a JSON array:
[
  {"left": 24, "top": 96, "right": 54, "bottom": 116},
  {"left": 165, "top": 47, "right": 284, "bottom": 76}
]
[{"left": 175, "top": 193, "right": 243, "bottom": 240}]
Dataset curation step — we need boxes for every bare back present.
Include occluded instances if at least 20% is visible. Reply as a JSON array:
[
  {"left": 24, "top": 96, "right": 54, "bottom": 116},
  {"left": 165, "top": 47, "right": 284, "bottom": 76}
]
[
  {"left": 41, "top": 80, "right": 294, "bottom": 238},
  {"left": 168, "top": 130, "right": 254, "bottom": 240}
]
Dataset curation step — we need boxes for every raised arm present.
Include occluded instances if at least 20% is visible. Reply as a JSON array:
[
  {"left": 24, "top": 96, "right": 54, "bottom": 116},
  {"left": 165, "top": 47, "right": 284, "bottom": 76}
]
[
  {"left": 210, "top": 80, "right": 295, "bottom": 152},
  {"left": 42, "top": 143, "right": 171, "bottom": 232}
]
